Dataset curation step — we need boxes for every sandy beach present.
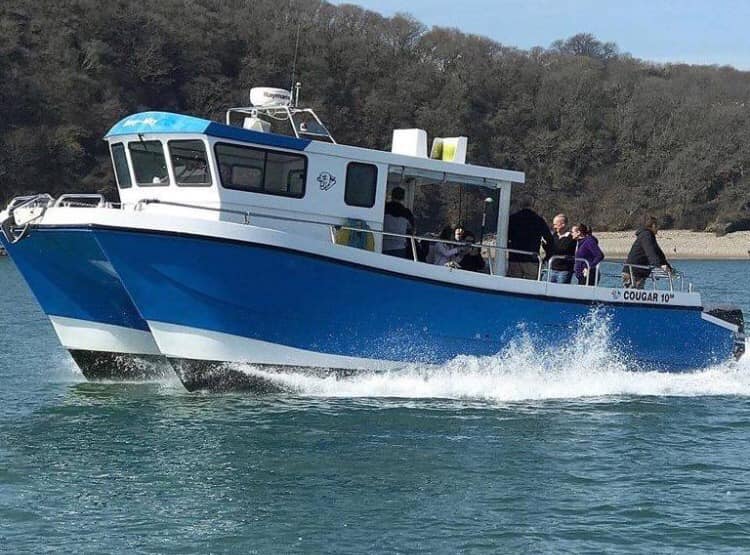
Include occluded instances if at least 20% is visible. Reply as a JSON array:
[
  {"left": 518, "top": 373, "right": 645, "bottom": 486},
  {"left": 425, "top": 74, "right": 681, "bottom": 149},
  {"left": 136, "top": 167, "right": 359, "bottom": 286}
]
[{"left": 596, "top": 230, "right": 750, "bottom": 260}]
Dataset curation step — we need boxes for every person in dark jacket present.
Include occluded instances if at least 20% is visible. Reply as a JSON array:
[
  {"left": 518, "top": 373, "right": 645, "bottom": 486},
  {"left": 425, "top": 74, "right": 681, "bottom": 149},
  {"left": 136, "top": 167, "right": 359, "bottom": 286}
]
[
  {"left": 571, "top": 223, "right": 605, "bottom": 285},
  {"left": 507, "top": 197, "right": 553, "bottom": 279},
  {"left": 546, "top": 213, "right": 576, "bottom": 283},
  {"left": 459, "top": 231, "right": 486, "bottom": 272},
  {"left": 622, "top": 216, "right": 672, "bottom": 288},
  {"left": 383, "top": 186, "right": 415, "bottom": 258}
]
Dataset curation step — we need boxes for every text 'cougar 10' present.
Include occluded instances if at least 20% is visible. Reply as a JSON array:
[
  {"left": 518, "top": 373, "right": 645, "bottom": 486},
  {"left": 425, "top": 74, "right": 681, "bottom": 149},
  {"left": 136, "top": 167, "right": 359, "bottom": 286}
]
[{"left": 1, "top": 86, "right": 744, "bottom": 390}]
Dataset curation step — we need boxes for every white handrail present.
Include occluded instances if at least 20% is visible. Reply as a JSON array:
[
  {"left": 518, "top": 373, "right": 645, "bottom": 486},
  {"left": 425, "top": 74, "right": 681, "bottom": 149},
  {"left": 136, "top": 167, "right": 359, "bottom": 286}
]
[
  {"left": 136, "top": 199, "right": 252, "bottom": 224},
  {"left": 2, "top": 193, "right": 692, "bottom": 294},
  {"left": 331, "top": 224, "right": 543, "bottom": 277},
  {"left": 1, "top": 194, "right": 55, "bottom": 244},
  {"left": 597, "top": 260, "right": 686, "bottom": 292},
  {"left": 544, "top": 255, "right": 591, "bottom": 284},
  {"left": 55, "top": 194, "right": 105, "bottom": 207}
]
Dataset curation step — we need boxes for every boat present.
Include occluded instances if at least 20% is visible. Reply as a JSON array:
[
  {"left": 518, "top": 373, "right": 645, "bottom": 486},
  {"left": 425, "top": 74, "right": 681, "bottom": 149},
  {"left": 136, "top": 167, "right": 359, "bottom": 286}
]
[{"left": 1, "top": 87, "right": 745, "bottom": 390}]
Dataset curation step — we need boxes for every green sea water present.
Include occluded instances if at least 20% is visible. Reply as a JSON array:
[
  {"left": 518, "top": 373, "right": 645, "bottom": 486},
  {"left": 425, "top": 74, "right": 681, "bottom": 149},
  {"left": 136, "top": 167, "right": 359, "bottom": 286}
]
[{"left": 1, "top": 258, "right": 749, "bottom": 553}]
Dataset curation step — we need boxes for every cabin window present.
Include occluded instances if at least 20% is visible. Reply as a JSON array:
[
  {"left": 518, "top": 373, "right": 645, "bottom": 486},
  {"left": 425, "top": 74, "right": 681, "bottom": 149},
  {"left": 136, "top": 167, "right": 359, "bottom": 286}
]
[
  {"left": 129, "top": 141, "right": 169, "bottom": 186},
  {"left": 265, "top": 151, "right": 306, "bottom": 195},
  {"left": 168, "top": 140, "right": 212, "bottom": 187},
  {"left": 215, "top": 142, "right": 306, "bottom": 198},
  {"left": 345, "top": 162, "right": 378, "bottom": 208},
  {"left": 110, "top": 143, "right": 132, "bottom": 189}
]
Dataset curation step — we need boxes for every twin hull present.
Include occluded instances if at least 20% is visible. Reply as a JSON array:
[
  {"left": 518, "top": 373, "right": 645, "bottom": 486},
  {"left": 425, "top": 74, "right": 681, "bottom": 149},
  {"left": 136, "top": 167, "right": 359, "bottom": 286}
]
[{"left": 4, "top": 217, "right": 739, "bottom": 390}]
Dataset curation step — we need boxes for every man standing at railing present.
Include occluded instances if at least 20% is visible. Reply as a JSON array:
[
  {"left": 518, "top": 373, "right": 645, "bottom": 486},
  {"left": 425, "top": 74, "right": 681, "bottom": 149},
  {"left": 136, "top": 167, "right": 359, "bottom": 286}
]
[
  {"left": 507, "top": 197, "right": 552, "bottom": 279},
  {"left": 546, "top": 213, "right": 576, "bottom": 283},
  {"left": 622, "top": 215, "right": 673, "bottom": 289},
  {"left": 383, "top": 186, "right": 415, "bottom": 258}
]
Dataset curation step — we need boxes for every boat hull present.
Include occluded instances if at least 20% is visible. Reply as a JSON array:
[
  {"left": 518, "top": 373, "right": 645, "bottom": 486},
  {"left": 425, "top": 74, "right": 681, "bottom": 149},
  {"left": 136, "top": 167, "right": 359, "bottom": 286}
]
[
  {"left": 0, "top": 227, "right": 171, "bottom": 380},
  {"left": 91, "top": 225, "right": 738, "bottom": 390}
]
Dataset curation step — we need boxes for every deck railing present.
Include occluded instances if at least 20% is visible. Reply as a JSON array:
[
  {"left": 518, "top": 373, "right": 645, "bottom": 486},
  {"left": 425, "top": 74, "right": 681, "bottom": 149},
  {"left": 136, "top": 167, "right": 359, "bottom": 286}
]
[
  {"left": 330, "top": 225, "right": 687, "bottom": 293},
  {"left": 1, "top": 194, "right": 56, "bottom": 244},
  {"left": 135, "top": 199, "right": 253, "bottom": 224},
  {"left": 333, "top": 224, "right": 540, "bottom": 278},
  {"left": 3, "top": 194, "right": 689, "bottom": 293},
  {"left": 54, "top": 194, "right": 106, "bottom": 208}
]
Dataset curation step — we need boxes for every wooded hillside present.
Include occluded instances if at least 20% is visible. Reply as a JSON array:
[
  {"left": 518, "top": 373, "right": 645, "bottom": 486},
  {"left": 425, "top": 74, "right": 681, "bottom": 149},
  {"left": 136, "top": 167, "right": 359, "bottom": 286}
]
[{"left": 2, "top": 0, "right": 749, "bottom": 232}]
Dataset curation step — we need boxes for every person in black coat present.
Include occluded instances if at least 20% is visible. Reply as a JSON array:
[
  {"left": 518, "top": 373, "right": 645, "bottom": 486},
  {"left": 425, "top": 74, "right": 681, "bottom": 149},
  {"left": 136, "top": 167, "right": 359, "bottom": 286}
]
[
  {"left": 622, "top": 215, "right": 673, "bottom": 288},
  {"left": 459, "top": 231, "right": 486, "bottom": 272},
  {"left": 383, "top": 186, "right": 415, "bottom": 258},
  {"left": 545, "top": 213, "right": 576, "bottom": 283},
  {"left": 507, "top": 197, "right": 553, "bottom": 279}
]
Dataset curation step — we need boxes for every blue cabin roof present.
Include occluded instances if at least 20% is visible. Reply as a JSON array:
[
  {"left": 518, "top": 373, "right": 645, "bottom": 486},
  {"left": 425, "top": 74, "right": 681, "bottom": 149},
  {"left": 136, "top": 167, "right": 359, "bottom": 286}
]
[{"left": 105, "top": 111, "right": 311, "bottom": 151}]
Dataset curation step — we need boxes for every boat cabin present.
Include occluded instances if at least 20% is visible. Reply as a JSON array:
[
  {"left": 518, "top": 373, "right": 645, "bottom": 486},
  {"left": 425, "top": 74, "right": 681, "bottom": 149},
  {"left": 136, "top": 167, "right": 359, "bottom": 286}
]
[{"left": 104, "top": 87, "right": 524, "bottom": 275}]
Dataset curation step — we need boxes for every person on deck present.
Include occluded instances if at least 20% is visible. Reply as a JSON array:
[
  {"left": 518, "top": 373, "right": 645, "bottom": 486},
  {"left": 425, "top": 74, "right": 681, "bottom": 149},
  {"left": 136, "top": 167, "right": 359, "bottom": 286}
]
[
  {"left": 427, "top": 226, "right": 464, "bottom": 266},
  {"left": 383, "top": 186, "right": 415, "bottom": 258},
  {"left": 622, "top": 215, "right": 673, "bottom": 289},
  {"left": 459, "top": 231, "right": 486, "bottom": 272},
  {"left": 571, "top": 223, "right": 604, "bottom": 285},
  {"left": 546, "top": 213, "right": 576, "bottom": 283},
  {"left": 507, "top": 197, "right": 553, "bottom": 280}
]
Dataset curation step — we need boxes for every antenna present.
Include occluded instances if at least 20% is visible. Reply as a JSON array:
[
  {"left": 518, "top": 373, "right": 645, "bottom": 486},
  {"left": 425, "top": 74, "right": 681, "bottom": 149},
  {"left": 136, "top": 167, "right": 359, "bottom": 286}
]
[{"left": 290, "top": 19, "right": 302, "bottom": 106}]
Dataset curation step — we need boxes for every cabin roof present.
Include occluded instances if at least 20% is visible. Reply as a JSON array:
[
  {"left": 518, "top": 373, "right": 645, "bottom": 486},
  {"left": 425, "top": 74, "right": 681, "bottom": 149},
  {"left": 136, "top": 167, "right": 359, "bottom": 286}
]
[
  {"left": 106, "top": 111, "right": 525, "bottom": 184},
  {"left": 105, "top": 111, "right": 311, "bottom": 151}
]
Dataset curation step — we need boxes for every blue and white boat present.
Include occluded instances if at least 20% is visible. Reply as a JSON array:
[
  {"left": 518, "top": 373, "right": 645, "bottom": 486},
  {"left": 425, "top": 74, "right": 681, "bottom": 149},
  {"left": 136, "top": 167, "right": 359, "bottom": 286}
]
[{"left": 2, "top": 87, "right": 745, "bottom": 390}]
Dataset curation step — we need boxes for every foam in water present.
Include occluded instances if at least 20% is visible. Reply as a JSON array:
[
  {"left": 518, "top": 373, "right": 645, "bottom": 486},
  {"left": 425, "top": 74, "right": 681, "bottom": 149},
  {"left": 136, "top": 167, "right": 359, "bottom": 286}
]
[{"left": 230, "top": 310, "right": 750, "bottom": 401}]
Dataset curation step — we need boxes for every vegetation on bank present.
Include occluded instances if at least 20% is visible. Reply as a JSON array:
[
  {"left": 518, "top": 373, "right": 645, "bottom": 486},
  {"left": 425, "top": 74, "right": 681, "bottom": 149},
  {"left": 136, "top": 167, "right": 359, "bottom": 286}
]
[{"left": 1, "top": 0, "right": 749, "bottom": 232}]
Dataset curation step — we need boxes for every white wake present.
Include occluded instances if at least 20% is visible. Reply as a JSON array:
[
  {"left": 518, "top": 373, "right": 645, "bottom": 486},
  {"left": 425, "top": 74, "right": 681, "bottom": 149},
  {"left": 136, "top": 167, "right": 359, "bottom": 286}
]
[{"left": 230, "top": 311, "right": 750, "bottom": 401}]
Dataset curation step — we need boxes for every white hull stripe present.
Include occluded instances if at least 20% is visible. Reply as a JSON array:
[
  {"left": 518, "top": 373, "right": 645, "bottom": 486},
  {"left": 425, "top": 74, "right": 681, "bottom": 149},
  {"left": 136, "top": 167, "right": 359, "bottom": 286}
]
[
  {"left": 49, "top": 315, "right": 161, "bottom": 355},
  {"left": 148, "top": 320, "right": 404, "bottom": 371}
]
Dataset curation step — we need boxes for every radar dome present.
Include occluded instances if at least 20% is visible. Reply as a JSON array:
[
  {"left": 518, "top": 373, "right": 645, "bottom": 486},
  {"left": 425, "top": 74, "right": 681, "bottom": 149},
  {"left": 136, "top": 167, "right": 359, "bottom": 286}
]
[{"left": 250, "top": 87, "right": 291, "bottom": 107}]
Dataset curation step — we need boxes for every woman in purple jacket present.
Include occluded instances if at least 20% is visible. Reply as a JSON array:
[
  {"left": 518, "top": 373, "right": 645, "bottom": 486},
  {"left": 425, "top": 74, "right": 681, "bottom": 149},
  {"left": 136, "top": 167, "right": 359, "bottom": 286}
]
[{"left": 571, "top": 224, "right": 605, "bottom": 285}]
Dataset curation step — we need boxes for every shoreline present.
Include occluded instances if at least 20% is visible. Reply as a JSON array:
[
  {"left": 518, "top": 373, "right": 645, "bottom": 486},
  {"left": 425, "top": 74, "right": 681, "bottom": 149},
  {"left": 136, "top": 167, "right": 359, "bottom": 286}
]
[{"left": 595, "top": 230, "right": 750, "bottom": 260}]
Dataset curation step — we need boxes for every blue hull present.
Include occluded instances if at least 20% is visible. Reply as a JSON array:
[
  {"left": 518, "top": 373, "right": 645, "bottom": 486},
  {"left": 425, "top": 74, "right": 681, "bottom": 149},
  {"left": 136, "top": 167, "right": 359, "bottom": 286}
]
[
  {"left": 92, "top": 227, "right": 735, "bottom": 374},
  {"left": 1, "top": 228, "right": 148, "bottom": 330},
  {"left": 0, "top": 228, "right": 169, "bottom": 380}
]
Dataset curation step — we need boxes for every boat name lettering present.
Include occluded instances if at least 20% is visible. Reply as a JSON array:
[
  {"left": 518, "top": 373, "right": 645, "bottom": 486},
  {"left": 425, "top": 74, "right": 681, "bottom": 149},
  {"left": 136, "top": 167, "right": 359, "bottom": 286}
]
[
  {"left": 622, "top": 290, "right": 675, "bottom": 303},
  {"left": 317, "top": 172, "right": 336, "bottom": 191},
  {"left": 122, "top": 117, "right": 158, "bottom": 128}
]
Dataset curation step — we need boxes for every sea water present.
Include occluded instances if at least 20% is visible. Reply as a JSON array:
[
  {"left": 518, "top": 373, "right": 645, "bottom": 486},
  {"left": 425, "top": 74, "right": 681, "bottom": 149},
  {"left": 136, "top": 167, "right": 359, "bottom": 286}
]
[{"left": 0, "top": 257, "right": 748, "bottom": 553}]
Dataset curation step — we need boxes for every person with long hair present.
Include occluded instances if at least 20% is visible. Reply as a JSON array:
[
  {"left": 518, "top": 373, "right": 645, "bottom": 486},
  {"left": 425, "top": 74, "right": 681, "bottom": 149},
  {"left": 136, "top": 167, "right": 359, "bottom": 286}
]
[
  {"left": 427, "top": 226, "right": 464, "bottom": 266},
  {"left": 571, "top": 223, "right": 604, "bottom": 285}
]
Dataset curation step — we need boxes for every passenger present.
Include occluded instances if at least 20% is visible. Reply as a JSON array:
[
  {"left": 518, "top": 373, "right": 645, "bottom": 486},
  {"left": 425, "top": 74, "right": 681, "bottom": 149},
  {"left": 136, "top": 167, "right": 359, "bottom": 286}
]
[
  {"left": 571, "top": 223, "right": 604, "bottom": 285},
  {"left": 382, "top": 186, "right": 415, "bottom": 259},
  {"left": 546, "top": 213, "right": 576, "bottom": 283},
  {"left": 622, "top": 215, "right": 673, "bottom": 289},
  {"left": 427, "top": 226, "right": 463, "bottom": 266},
  {"left": 507, "top": 197, "right": 553, "bottom": 280},
  {"left": 459, "top": 231, "right": 486, "bottom": 272},
  {"left": 454, "top": 226, "right": 466, "bottom": 243}
]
